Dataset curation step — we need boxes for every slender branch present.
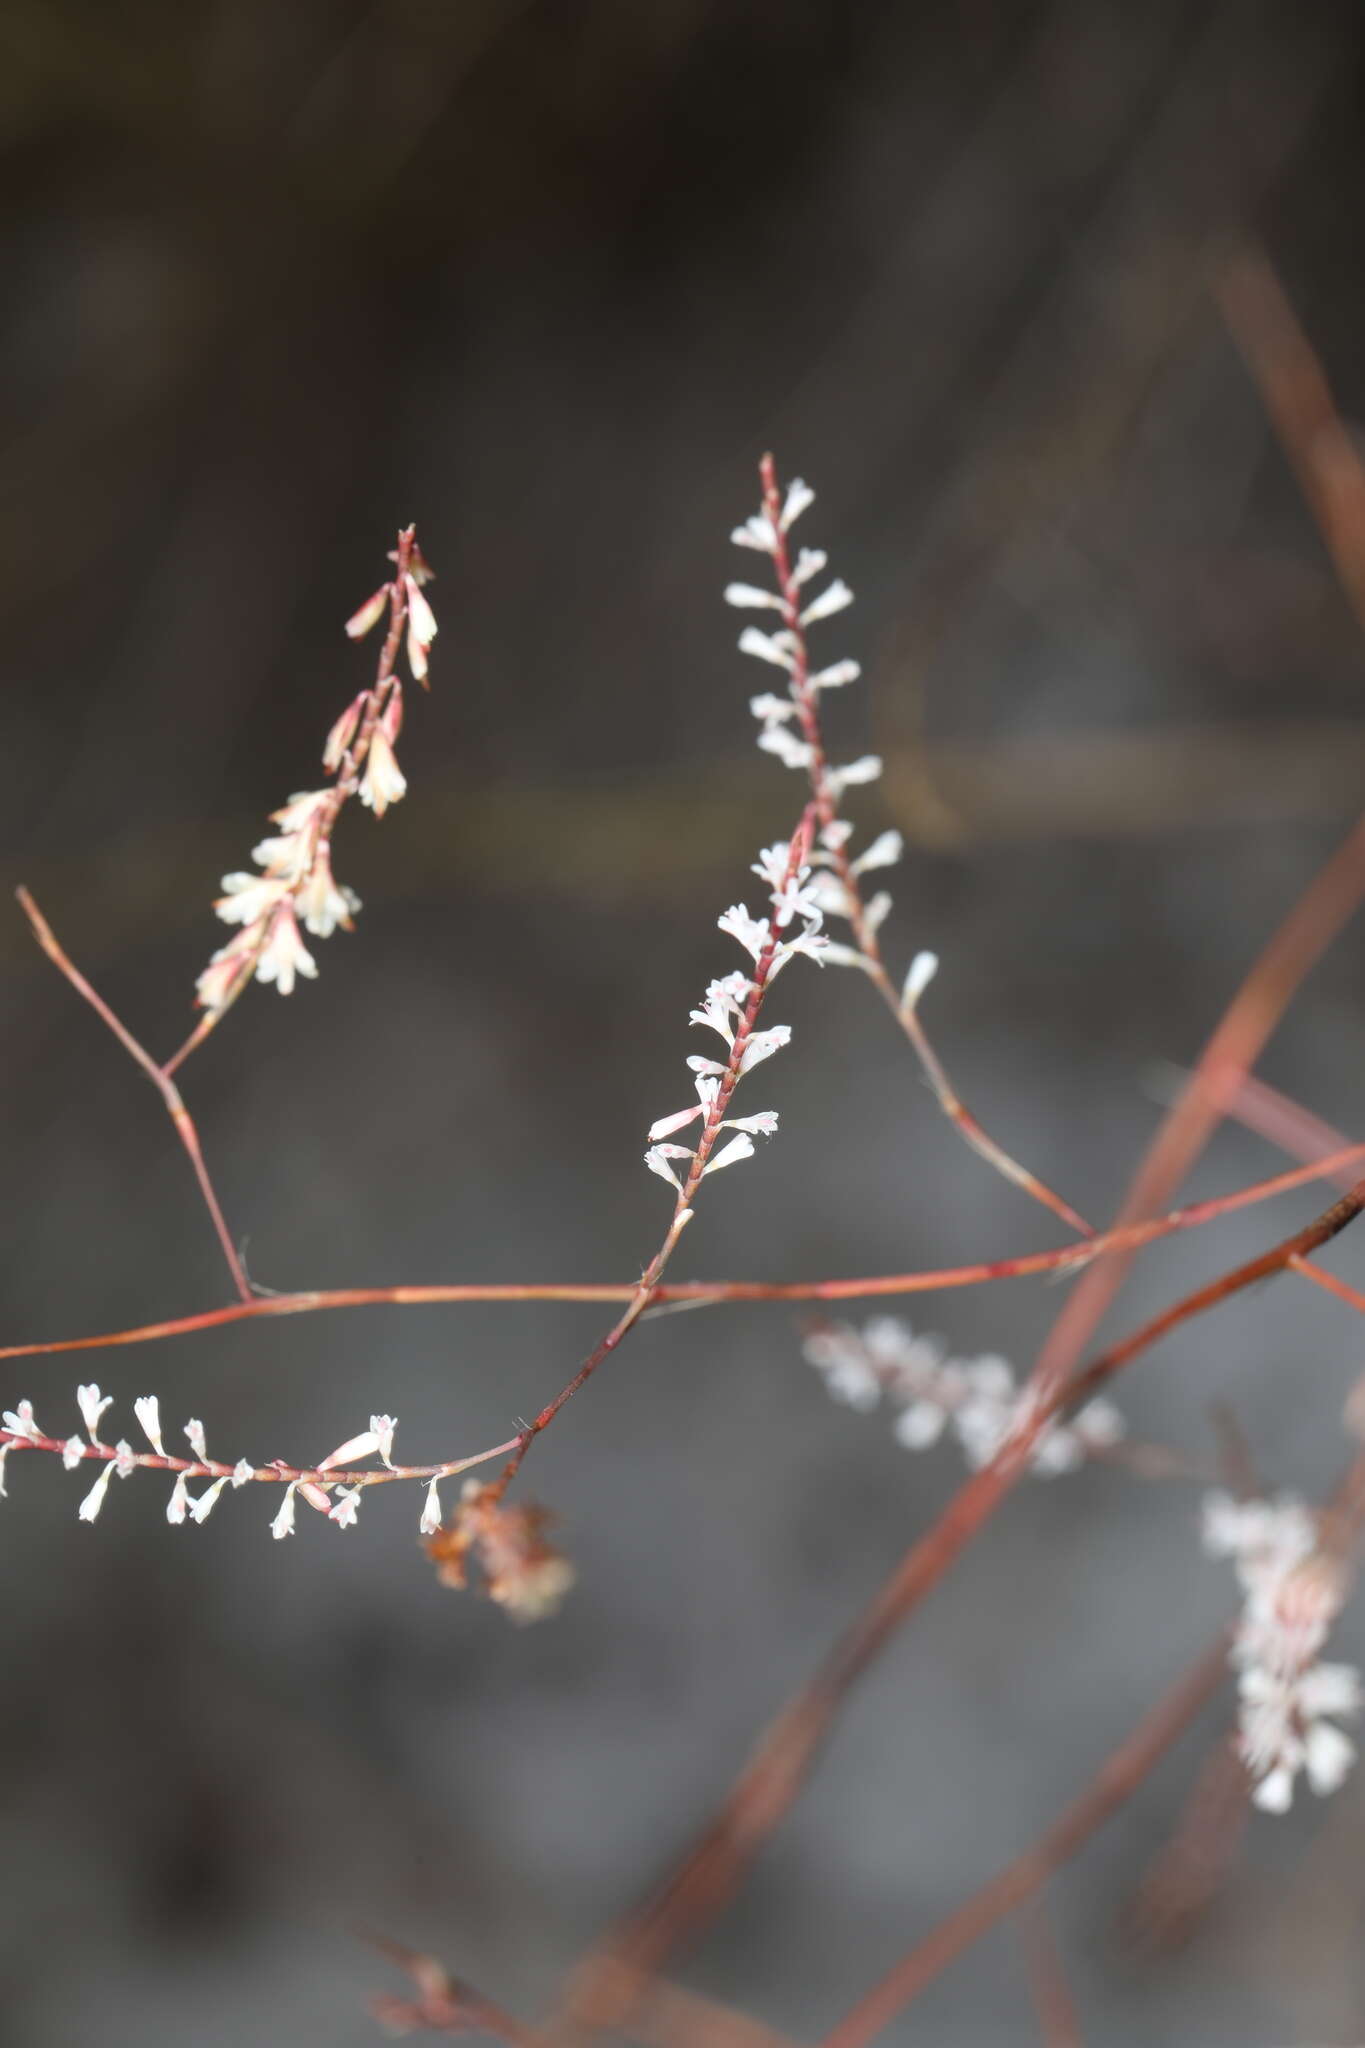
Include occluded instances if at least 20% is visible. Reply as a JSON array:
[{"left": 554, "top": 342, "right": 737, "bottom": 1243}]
[
  {"left": 16, "top": 887, "right": 251, "bottom": 1303},
  {"left": 5, "top": 1143, "right": 1360, "bottom": 1366},
  {"left": 816, "top": 1641, "right": 1230, "bottom": 2048},
  {"left": 1287, "top": 1253, "right": 1365, "bottom": 1318},
  {"left": 758, "top": 454, "right": 1091, "bottom": 1238},
  {"left": 1019, "top": 1901, "right": 1085, "bottom": 2048}
]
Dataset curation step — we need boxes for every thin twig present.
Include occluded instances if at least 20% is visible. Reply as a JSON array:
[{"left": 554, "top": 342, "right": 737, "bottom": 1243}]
[
  {"left": 16, "top": 887, "right": 251, "bottom": 1303},
  {"left": 1019, "top": 1900, "right": 1085, "bottom": 2048},
  {"left": 5, "top": 1142, "right": 1360, "bottom": 1365}
]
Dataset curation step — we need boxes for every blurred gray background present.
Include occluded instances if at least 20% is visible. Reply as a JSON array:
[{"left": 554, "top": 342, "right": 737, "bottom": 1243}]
[{"left": 5, "top": 0, "right": 1365, "bottom": 2040}]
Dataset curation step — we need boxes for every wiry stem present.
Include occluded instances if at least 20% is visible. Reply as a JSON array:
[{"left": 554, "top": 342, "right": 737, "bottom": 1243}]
[
  {"left": 1, "top": 1141, "right": 1359, "bottom": 1366},
  {"left": 15, "top": 887, "right": 251, "bottom": 1303}
]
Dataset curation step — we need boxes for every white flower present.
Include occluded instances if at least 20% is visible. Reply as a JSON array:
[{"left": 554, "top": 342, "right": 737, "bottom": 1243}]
[
  {"left": 731, "top": 512, "right": 777, "bottom": 551},
  {"left": 863, "top": 891, "right": 893, "bottom": 936},
  {"left": 738, "top": 1025, "right": 790, "bottom": 1072},
  {"left": 750, "top": 691, "right": 797, "bottom": 724},
  {"left": 76, "top": 1385, "right": 112, "bottom": 1444},
  {"left": 250, "top": 832, "right": 312, "bottom": 880},
  {"left": 113, "top": 1440, "right": 137, "bottom": 1478},
  {"left": 420, "top": 1478, "right": 443, "bottom": 1534},
  {"left": 323, "top": 692, "right": 366, "bottom": 770},
  {"left": 369, "top": 1415, "right": 397, "bottom": 1468},
  {"left": 294, "top": 850, "right": 359, "bottom": 938},
  {"left": 231, "top": 1459, "right": 254, "bottom": 1487},
  {"left": 737, "top": 626, "right": 798, "bottom": 671},
  {"left": 271, "top": 790, "right": 331, "bottom": 834},
  {"left": 196, "top": 937, "right": 254, "bottom": 1014},
  {"left": 62, "top": 1436, "right": 84, "bottom": 1471},
  {"left": 271, "top": 1485, "right": 298, "bottom": 1540},
  {"left": 724, "top": 583, "right": 785, "bottom": 610},
  {"left": 718, "top": 904, "right": 772, "bottom": 961},
  {"left": 166, "top": 1472, "right": 190, "bottom": 1525},
  {"left": 809, "top": 659, "right": 860, "bottom": 689},
  {"left": 3, "top": 1400, "right": 39, "bottom": 1440},
  {"left": 792, "top": 546, "right": 826, "bottom": 585},
  {"left": 648, "top": 1105, "right": 704, "bottom": 1142},
  {"left": 214, "top": 872, "right": 287, "bottom": 929},
  {"left": 345, "top": 585, "right": 390, "bottom": 640},
  {"left": 644, "top": 1143, "right": 692, "bottom": 1192},
  {"left": 826, "top": 756, "right": 883, "bottom": 803},
  {"left": 359, "top": 729, "right": 406, "bottom": 816},
  {"left": 255, "top": 905, "right": 318, "bottom": 996},
  {"left": 756, "top": 723, "right": 815, "bottom": 771},
  {"left": 780, "top": 479, "right": 814, "bottom": 529},
  {"left": 134, "top": 1395, "right": 165, "bottom": 1455},
  {"left": 184, "top": 1419, "right": 208, "bottom": 1462},
  {"left": 851, "top": 831, "right": 903, "bottom": 876},
  {"left": 702, "top": 1132, "right": 754, "bottom": 1175},
  {"left": 191, "top": 1478, "right": 228, "bottom": 1523},
  {"left": 77, "top": 1462, "right": 115, "bottom": 1523},
  {"left": 328, "top": 1487, "right": 362, "bottom": 1529},
  {"left": 723, "top": 1111, "right": 778, "bottom": 1137},
  {"left": 405, "top": 576, "right": 437, "bottom": 681},
  {"left": 799, "top": 578, "right": 853, "bottom": 626},
  {"left": 902, "top": 951, "right": 938, "bottom": 1012},
  {"left": 896, "top": 1401, "right": 950, "bottom": 1450}
]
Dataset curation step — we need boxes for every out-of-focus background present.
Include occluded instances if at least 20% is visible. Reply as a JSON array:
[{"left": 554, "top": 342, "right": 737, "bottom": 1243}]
[{"left": 5, "top": 2, "right": 1365, "bottom": 2041}]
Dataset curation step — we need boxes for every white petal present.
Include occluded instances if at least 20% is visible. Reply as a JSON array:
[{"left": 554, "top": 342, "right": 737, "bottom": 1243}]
[
  {"left": 895, "top": 1401, "right": 949, "bottom": 1450},
  {"left": 62, "top": 1436, "right": 84, "bottom": 1471},
  {"left": 166, "top": 1472, "right": 190, "bottom": 1525},
  {"left": 231, "top": 1459, "right": 254, "bottom": 1488},
  {"left": 731, "top": 513, "right": 777, "bottom": 551},
  {"left": 328, "top": 1487, "right": 362, "bottom": 1529},
  {"left": 184, "top": 1419, "right": 208, "bottom": 1461},
  {"left": 76, "top": 1385, "right": 112, "bottom": 1443},
  {"left": 723, "top": 1111, "right": 778, "bottom": 1137},
  {"left": 738, "top": 1025, "right": 791, "bottom": 1071},
  {"left": 2, "top": 1401, "right": 38, "bottom": 1440},
  {"left": 724, "top": 583, "right": 784, "bottom": 610},
  {"left": 1304, "top": 1719, "right": 1356, "bottom": 1795},
  {"left": 800, "top": 578, "right": 853, "bottom": 625},
  {"left": 270, "top": 1485, "right": 298, "bottom": 1540},
  {"left": 369, "top": 1416, "right": 397, "bottom": 1468},
  {"left": 1252, "top": 1764, "right": 1295, "bottom": 1813},
  {"left": 420, "top": 1478, "right": 443, "bottom": 1535},
  {"left": 644, "top": 1147, "right": 684, "bottom": 1191},
  {"left": 792, "top": 546, "right": 826, "bottom": 585}
]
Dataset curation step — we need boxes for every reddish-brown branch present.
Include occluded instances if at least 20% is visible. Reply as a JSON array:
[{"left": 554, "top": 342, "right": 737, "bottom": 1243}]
[
  {"left": 1019, "top": 1901, "right": 1085, "bottom": 2048},
  {"left": 15, "top": 887, "right": 251, "bottom": 1304},
  {"left": 1287, "top": 1252, "right": 1365, "bottom": 1318},
  {"left": 817, "top": 1641, "right": 1230, "bottom": 2048},
  {"left": 5, "top": 1142, "right": 1360, "bottom": 1365}
]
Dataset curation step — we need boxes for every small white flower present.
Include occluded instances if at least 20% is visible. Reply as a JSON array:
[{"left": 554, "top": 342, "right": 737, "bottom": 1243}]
[
  {"left": 214, "top": 872, "right": 287, "bottom": 929},
  {"left": 251, "top": 831, "right": 312, "bottom": 880},
  {"left": 166, "top": 1472, "right": 190, "bottom": 1525},
  {"left": 731, "top": 512, "right": 777, "bottom": 552},
  {"left": 184, "top": 1419, "right": 208, "bottom": 1462},
  {"left": 323, "top": 692, "right": 366, "bottom": 771},
  {"left": 271, "top": 1485, "right": 298, "bottom": 1540},
  {"left": 644, "top": 1143, "right": 692, "bottom": 1191},
  {"left": 902, "top": 951, "right": 938, "bottom": 1013},
  {"left": 420, "top": 1478, "right": 443, "bottom": 1535},
  {"left": 723, "top": 1111, "right": 778, "bottom": 1137},
  {"left": 851, "top": 831, "right": 903, "bottom": 877},
  {"left": 756, "top": 723, "right": 815, "bottom": 770},
  {"left": 369, "top": 1416, "right": 398, "bottom": 1467},
  {"left": 62, "top": 1436, "right": 84, "bottom": 1471},
  {"left": 359, "top": 729, "right": 407, "bottom": 816},
  {"left": 738, "top": 1024, "right": 791, "bottom": 1072},
  {"left": 255, "top": 904, "right": 318, "bottom": 996},
  {"left": 749, "top": 691, "right": 797, "bottom": 724},
  {"left": 113, "top": 1440, "right": 137, "bottom": 1478},
  {"left": 863, "top": 891, "right": 893, "bottom": 936},
  {"left": 77, "top": 1462, "right": 115, "bottom": 1523},
  {"left": 826, "top": 756, "right": 883, "bottom": 803},
  {"left": 345, "top": 585, "right": 390, "bottom": 640},
  {"left": 191, "top": 1478, "right": 228, "bottom": 1523},
  {"left": 896, "top": 1401, "right": 950, "bottom": 1450},
  {"left": 231, "top": 1459, "right": 254, "bottom": 1487},
  {"left": 294, "top": 851, "right": 359, "bottom": 939},
  {"left": 702, "top": 1132, "right": 754, "bottom": 1175},
  {"left": 780, "top": 479, "right": 814, "bottom": 529},
  {"left": 724, "top": 583, "right": 785, "bottom": 610},
  {"left": 3, "top": 1400, "right": 39, "bottom": 1440},
  {"left": 76, "top": 1385, "right": 113, "bottom": 1444},
  {"left": 271, "top": 789, "right": 331, "bottom": 834},
  {"left": 648, "top": 1105, "right": 704, "bottom": 1142},
  {"left": 134, "top": 1396, "right": 165, "bottom": 1456},
  {"left": 738, "top": 626, "right": 798, "bottom": 670},
  {"left": 809, "top": 659, "right": 861, "bottom": 690},
  {"left": 328, "top": 1486, "right": 362, "bottom": 1529},
  {"left": 718, "top": 904, "right": 772, "bottom": 961},
  {"left": 799, "top": 578, "right": 853, "bottom": 626},
  {"left": 792, "top": 546, "right": 826, "bottom": 585}
]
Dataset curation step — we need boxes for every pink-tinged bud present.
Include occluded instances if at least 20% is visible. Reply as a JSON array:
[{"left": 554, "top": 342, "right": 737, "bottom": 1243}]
[
  {"left": 405, "top": 575, "right": 437, "bottom": 648},
  {"left": 406, "top": 615, "right": 430, "bottom": 687},
  {"left": 359, "top": 729, "right": 406, "bottom": 817},
  {"left": 381, "top": 682, "right": 404, "bottom": 744},
  {"left": 298, "top": 1480, "right": 333, "bottom": 1514},
  {"left": 323, "top": 693, "right": 366, "bottom": 772},
  {"left": 345, "top": 585, "right": 390, "bottom": 640}
]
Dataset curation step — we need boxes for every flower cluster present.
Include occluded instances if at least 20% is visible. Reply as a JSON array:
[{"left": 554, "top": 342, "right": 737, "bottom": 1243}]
[
  {"left": 805, "top": 1318, "right": 1125, "bottom": 1477},
  {"left": 1, "top": 1388, "right": 461, "bottom": 1545},
  {"left": 643, "top": 832, "right": 827, "bottom": 1199},
  {"left": 424, "top": 1479, "right": 575, "bottom": 1623},
  {"left": 729, "top": 467, "right": 902, "bottom": 972},
  {"left": 1202, "top": 1491, "right": 1360, "bottom": 1812},
  {"left": 195, "top": 532, "right": 436, "bottom": 1015}
]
